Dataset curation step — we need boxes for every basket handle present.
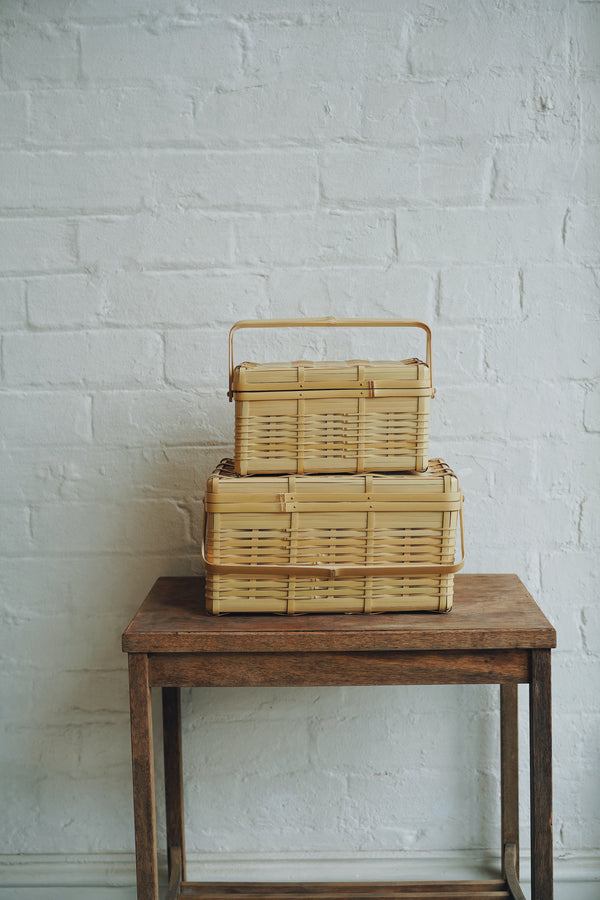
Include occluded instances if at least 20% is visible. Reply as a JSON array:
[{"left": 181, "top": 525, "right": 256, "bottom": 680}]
[
  {"left": 201, "top": 497, "right": 464, "bottom": 579},
  {"left": 228, "top": 317, "right": 433, "bottom": 400}
]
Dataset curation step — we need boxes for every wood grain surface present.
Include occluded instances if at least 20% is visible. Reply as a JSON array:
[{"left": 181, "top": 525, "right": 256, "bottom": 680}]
[
  {"left": 128, "top": 653, "right": 159, "bottom": 900},
  {"left": 500, "top": 685, "right": 520, "bottom": 881},
  {"left": 123, "top": 574, "right": 556, "bottom": 654},
  {"left": 148, "top": 648, "right": 530, "bottom": 687},
  {"left": 530, "top": 649, "right": 553, "bottom": 899},
  {"left": 179, "top": 881, "right": 510, "bottom": 898}
]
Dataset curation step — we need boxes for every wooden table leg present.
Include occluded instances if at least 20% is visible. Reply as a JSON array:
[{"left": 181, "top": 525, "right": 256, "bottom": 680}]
[
  {"left": 530, "top": 649, "right": 553, "bottom": 899},
  {"left": 129, "top": 653, "right": 159, "bottom": 900},
  {"left": 163, "top": 687, "right": 186, "bottom": 888},
  {"left": 501, "top": 683, "right": 520, "bottom": 879}
]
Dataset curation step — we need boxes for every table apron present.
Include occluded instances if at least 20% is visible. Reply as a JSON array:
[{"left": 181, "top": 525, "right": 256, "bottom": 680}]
[{"left": 148, "top": 648, "right": 530, "bottom": 687}]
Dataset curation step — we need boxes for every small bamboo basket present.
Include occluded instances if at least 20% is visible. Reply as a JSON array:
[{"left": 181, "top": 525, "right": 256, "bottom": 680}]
[
  {"left": 203, "top": 459, "right": 464, "bottom": 615},
  {"left": 230, "top": 318, "right": 435, "bottom": 475}
]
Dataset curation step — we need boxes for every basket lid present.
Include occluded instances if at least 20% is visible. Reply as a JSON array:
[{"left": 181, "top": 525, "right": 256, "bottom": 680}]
[
  {"left": 206, "top": 458, "right": 461, "bottom": 511},
  {"left": 232, "top": 358, "right": 432, "bottom": 394}
]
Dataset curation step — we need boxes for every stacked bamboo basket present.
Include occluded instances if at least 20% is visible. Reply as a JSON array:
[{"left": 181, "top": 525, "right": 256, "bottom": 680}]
[{"left": 202, "top": 318, "right": 464, "bottom": 615}]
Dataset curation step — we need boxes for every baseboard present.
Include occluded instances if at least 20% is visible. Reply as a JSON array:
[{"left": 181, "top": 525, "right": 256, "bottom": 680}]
[{"left": 1, "top": 850, "right": 599, "bottom": 898}]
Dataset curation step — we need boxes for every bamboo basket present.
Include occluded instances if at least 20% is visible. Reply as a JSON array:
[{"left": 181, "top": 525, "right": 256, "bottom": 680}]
[
  {"left": 229, "top": 318, "right": 435, "bottom": 475},
  {"left": 203, "top": 459, "right": 464, "bottom": 615}
]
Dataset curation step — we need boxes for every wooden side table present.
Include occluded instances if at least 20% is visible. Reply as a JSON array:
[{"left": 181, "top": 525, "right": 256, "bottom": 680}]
[{"left": 122, "top": 574, "right": 556, "bottom": 900}]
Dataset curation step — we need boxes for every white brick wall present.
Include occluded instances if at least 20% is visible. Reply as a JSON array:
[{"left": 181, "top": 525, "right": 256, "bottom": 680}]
[{"left": 0, "top": 0, "right": 598, "bottom": 894}]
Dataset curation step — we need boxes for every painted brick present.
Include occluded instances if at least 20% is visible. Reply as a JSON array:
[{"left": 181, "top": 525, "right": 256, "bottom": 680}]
[
  {"left": 38, "top": 725, "right": 83, "bottom": 778},
  {"left": 195, "top": 82, "right": 361, "bottom": 146},
  {"left": 361, "top": 81, "right": 420, "bottom": 146},
  {"left": 579, "top": 493, "right": 600, "bottom": 549},
  {"left": 409, "top": 2, "right": 567, "bottom": 77},
  {"left": 0, "top": 92, "right": 28, "bottom": 147},
  {"left": 16, "top": 0, "right": 179, "bottom": 18},
  {"left": 0, "top": 392, "right": 92, "bottom": 446},
  {"left": 312, "top": 714, "right": 394, "bottom": 773},
  {"left": 31, "top": 499, "right": 191, "bottom": 554},
  {"left": 0, "top": 218, "right": 77, "bottom": 274},
  {"left": 503, "top": 381, "right": 585, "bottom": 441},
  {"left": 433, "top": 384, "right": 509, "bottom": 440},
  {"left": 0, "top": 150, "right": 152, "bottom": 212},
  {"left": 532, "top": 435, "right": 598, "bottom": 499},
  {"left": 235, "top": 211, "right": 395, "bottom": 266},
  {"left": 348, "top": 10, "right": 412, "bottom": 81},
  {"left": 584, "top": 384, "right": 600, "bottom": 433},
  {"left": 572, "top": 144, "right": 600, "bottom": 204},
  {"left": 427, "top": 439, "right": 508, "bottom": 499},
  {"left": 320, "top": 148, "right": 420, "bottom": 206},
  {"left": 433, "top": 324, "right": 484, "bottom": 384},
  {"left": 248, "top": 17, "right": 409, "bottom": 86},
  {"left": 26, "top": 274, "right": 106, "bottom": 328},
  {"left": 581, "top": 79, "right": 600, "bottom": 142},
  {"left": 35, "top": 770, "right": 134, "bottom": 852},
  {"left": 102, "top": 271, "right": 269, "bottom": 327},
  {"left": 77, "top": 209, "right": 233, "bottom": 269},
  {"left": 3, "top": 330, "right": 163, "bottom": 387},
  {"left": 0, "top": 557, "right": 183, "bottom": 632},
  {"left": 0, "top": 506, "right": 32, "bottom": 556},
  {"left": 431, "top": 439, "right": 536, "bottom": 507},
  {"left": 555, "top": 656, "right": 600, "bottom": 715},
  {"left": 0, "top": 664, "right": 35, "bottom": 737},
  {"left": 165, "top": 328, "right": 230, "bottom": 389},
  {"left": 576, "top": 2, "right": 600, "bottom": 75},
  {"left": 492, "top": 141, "right": 586, "bottom": 202},
  {"left": 1, "top": 23, "right": 79, "bottom": 85},
  {"left": 151, "top": 149, "right": 318, "bottom": 209},
  {"left": 0, "top": 445, "right": 218, "bottom": 504},
  {"left": 268, "top": 266, "right": 435, "bottom": 321},
  {"left": 362, "top": 72, "right": 542, "bottom": 145},
  {"left": 78, "top": 722, "right": 132, "bottom": 777},
  {"left": 484, "top": 311, "right": 600, "bottom": 381},
  {"left": 529, "top": 73, "right": 581, "bottom": 144},
  {"left": 129, "top": 447, "right": 220, "bottom": 502},
  {"left": 29, "top": 88, "right": 195, "bottom": 147},
  {"left": 80, "top": 21, "right": 243, "bottom": 85},
  {"left": 540, "top": 551, "right": 599, "bottom": 652},
  {"left": 521, "top": 264, "right": 600, "bottom": 318},
  {"left": 346, "top": 770, "right": 488, "bottom": 852},
  {"left": 192, "top": 719, "right": 310, "bottom": 776},
  {"left": 462, "top": 546, "right": 541, "bottom": 593},
  {"left": 467, "top": 491, "right": 578, "bottom": 552},
  {"left": 565, "top": 204, "right": 600, "bottom": 264},
  {"left": 92, "top": 390, "right": 233, "bottom": 447},
  {"left": 185, "top": 771, "right": 349, "bottom": 854},
  {"left": 435, "top": 380, "right": 584, "bottom": 443},
  {"left": 420, "top": 142, "right": 491, "bottom": 206},
  {"left": 439, "top": 266, "right": 521, "bottom": 324},
  {"left": 396, "top": 207, "right": 563, "bottom": 264},
  {"left": 0, "top": 448, "right": 96, "bottom": 504},
  {"left": 0, "top": 278, "right": 26, "bottom": 328}
]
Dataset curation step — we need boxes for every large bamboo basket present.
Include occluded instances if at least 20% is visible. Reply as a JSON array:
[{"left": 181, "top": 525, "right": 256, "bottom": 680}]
[
  {"left": 229, "top": 318, "right": 435, "bottom": 475},
  {"left": 203, "top": 459, "right": 464, "bottom": 615}
]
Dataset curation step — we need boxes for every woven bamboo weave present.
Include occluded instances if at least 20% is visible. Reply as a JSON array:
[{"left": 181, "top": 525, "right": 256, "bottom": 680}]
[
  {"left": 229, "top": 318, "right": 434, "bottom": 475},
  {"left": 203, "top": 459, "right": 464, "bottom": 615}
]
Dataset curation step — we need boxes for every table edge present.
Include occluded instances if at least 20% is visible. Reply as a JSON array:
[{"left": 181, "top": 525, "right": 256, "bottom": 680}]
[{"left": 122, "top": 574, "right": 557, "bottom": 653}]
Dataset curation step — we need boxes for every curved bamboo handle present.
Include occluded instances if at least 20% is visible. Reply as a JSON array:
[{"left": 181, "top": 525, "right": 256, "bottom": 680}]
[
  {"left": 201, "top": 497, "right": 464, "bottom": 580},
  {"left": 228, "top": 317, "right": 433, "bottom": 400}
]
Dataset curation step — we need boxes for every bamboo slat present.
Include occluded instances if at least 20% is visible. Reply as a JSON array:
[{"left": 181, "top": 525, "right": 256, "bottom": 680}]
[
  {"left": 203, "top": 460, "right": 464, "bottom": 615},
  {"left": 229, "top": 319, "right": 434, "bottom": 475}
]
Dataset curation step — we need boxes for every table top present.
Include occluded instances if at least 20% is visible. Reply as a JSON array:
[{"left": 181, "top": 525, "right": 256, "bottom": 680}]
[{"left": 122, "top": 575, "right": 556, "bottom": 654}]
